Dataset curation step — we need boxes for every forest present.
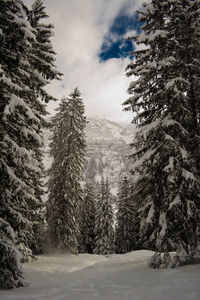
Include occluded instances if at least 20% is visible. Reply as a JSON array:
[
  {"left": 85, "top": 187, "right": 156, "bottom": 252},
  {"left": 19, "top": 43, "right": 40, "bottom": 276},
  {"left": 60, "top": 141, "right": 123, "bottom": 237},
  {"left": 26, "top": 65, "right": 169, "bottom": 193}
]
[{"left": 0, "top": 0, "right": 200, "bottom": 290}]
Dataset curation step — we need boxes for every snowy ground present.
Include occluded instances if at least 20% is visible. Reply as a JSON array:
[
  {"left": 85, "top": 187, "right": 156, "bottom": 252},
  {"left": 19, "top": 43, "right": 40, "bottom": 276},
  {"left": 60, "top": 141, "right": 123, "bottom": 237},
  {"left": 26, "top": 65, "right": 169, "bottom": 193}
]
[{"left": 1, "top": 250, "right": 200, "bottom": 300}]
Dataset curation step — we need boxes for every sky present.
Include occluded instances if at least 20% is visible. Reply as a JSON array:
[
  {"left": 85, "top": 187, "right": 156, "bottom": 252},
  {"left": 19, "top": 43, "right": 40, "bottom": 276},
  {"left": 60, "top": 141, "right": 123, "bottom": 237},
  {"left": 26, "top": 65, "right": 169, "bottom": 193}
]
[{"left": 25, "top": 0, "right": 145, "bottom": 122}]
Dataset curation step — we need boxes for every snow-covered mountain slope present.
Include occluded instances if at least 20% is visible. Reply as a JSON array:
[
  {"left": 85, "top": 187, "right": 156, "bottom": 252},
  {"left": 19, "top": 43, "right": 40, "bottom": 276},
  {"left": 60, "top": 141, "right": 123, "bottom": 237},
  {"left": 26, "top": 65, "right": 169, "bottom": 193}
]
[
  {"left": 84, "top": 118, "right": 135, "bottom": 194},
  {"left": 42, "top": 118, "right": 135, "bottom": 195}
]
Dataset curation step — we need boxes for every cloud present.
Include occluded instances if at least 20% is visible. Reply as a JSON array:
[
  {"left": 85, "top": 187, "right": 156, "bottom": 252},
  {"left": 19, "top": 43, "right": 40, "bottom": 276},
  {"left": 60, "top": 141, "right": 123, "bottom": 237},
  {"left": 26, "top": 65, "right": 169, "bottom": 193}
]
[{"left": 25, "top": 0, "right": 144, "bottom": 122}]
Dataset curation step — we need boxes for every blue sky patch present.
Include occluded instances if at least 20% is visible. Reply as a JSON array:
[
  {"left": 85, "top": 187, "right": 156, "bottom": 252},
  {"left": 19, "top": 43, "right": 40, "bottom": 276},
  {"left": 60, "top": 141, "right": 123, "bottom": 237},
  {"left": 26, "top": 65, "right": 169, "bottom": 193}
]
[{"left": 99, "top": 12, "right": 142, "bottom": 62}]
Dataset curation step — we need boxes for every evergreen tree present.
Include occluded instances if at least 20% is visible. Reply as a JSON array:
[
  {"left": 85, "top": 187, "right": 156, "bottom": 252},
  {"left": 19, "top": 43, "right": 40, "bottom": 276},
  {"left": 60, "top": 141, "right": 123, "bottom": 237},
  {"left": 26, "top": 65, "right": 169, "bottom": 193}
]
[
  {"left": 123, "top": 0, "right": 200, "bottom": 268},
  {"left": 47, "top": 88, "right": 87, "bottom": 254},
  {"left": 0, "top": 0, "right": 60, "bottom": 287},
  {"left": 94, "top": 178, "right": 115, "bottom": 255},
  {"left": 115, "top": 177, "right": 137, "bottom": 254},
  {"left": 0, "top": 218, "right": 26, "bottom": 288},
  {"left": 25, "top": 0, "right": 62, "bottom": 256},
  {"left": 0, "top": 0, "right": 37, "bottom": 286},
  {"left": 169, "top": 0, "right": 200, "bottom": 177},
  {"left": 29, "top": 0, "right": 61, "bottom": 101},
  {"left": 79, "top": 181, "right": 96, "bottom": 254}
]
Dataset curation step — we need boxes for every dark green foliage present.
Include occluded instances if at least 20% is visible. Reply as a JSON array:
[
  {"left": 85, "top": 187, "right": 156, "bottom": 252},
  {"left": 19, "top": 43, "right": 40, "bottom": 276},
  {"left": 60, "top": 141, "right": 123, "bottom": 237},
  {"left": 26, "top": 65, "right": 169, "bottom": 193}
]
[
  {"left": 94, "top": 178, "right": 115, "bottom": 255},
  {"left": 0, "top": 0, "right": 40, "bottom": 278},
  {"left": 47, "top": 88, "right": 87, "bottom": 254},
  {"left": 115, "top": 177, "right": 137, "bottom": 253},
  {"left": 0, "top": 0, "right": 60, "bottom": 287},
  {"left": 0, "top": 218, "right": 26, "bottom": 288},
  {"left": 25, "top": 0, "right": 62, "bottom": 256},
  {"left": 124, "top": 0, "right": 200, "bottom": 267},
  {"left": 79, "top": 181, "right": 96, "bottom": 254},
  {"left": 29, "top": 0, "right": 62, "bottom": 101}
]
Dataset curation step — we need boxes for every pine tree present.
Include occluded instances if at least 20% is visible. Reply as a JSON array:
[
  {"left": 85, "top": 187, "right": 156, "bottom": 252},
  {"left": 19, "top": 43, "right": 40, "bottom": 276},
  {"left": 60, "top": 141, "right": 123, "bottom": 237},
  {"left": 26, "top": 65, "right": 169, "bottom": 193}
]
[
  {"left": 123, "top": 0, "right": 200, "bottom": 268},
  {"left": 29, "top": 0, "right": 62, "bottom": 101},
  {"left": 0, "top": 218, "right": 27, "bottom": 288},
  {"left": 0, "top": 0, "right": 38, "bottom": 286},
  {"left": 79, "top": 181, "right": 96, "bottom": 254},
  {"left": 115, "top": 177, "right": 137, "bottom": 254},
  {"left": 169, "top": 0, "right": 200, "bottom": 177},
  {"left": 94, "top": 178, "right": 115, "bottom": 255},
  {"left": 0, "top": 0, "right": 60, "bottom": 287},
  {"left": 24, "top": 0, "right": 62, "bottom": 256},
  {"left": 47, "top": 88, "right": 87, "bottom": 254}
]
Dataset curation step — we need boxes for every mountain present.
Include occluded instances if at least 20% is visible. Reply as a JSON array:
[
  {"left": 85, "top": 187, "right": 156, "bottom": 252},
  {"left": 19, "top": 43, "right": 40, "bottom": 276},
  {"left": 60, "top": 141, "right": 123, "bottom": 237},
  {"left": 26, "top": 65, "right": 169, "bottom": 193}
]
[
  {"left": 84, "top": 118, "right": 135, "bottom": 194},
  {"left": 42, "top": 118, "right": 135, "bottom": 196}
]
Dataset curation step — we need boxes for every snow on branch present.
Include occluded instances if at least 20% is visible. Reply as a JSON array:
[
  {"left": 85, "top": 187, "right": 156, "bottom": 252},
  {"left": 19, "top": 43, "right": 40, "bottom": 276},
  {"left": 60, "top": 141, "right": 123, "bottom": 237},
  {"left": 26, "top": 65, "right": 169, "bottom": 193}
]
[
  {"left": 158, "top": 212, "right": 167, "bottom": 238},
  {"left": 3, "top": 94, "right": 40, "bottom": 124},
  {"left": 182, "top": 169, "right": 198, "bottom": 182},
  {"left": 1, "top": 158, "right": 24, "bottom": 190},
  {"left": 131, "top": 147, "right": 157, "bottom": 171},
  {"left": 137, "top": 117, "right": 161, "bottom": 140},
  {"left": 165, "top": 77, "right": 189, "bottom": 90},
  {"left": 146, "top": 203, "right": 155, "bottom": 224},
  {"left": 169, "top": 194, "right": 181, "bottom": 210},
  {"left": 137, "top": 30, "right": 167, "bottom": 44}
]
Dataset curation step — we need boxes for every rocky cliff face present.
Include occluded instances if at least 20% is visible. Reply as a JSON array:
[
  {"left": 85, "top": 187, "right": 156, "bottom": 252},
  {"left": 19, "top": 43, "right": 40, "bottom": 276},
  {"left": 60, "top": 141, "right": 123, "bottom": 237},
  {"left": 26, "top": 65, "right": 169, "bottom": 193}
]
[
  {"left": 43, "top": 118, "right": 135, "bottom": 195},
  {"left": 84, "top": 118, "right": 135, "bottom": 194}
]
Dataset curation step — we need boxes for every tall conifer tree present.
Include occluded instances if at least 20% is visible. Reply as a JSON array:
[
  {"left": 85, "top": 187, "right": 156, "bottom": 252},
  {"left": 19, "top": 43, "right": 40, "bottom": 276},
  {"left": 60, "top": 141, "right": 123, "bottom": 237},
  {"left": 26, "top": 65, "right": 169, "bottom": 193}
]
[
  {"left": 79, "top": 181, "right": 96, "bottom": 254},
  {"left": 124, "top": 0, "right": 200, "bottom": 267},
  {"left": 115, "top": 177, "right": 137, "bottom": 253},
  {"left": 94, "top": 178, "right": 115, "bottom": 255},
  {"left": 47, "top": 88, "right": 86, "bottom": 254},
  {"left": 0, "top": 0, "right": 60, "bottom": 287},
  {"left": 0, "top": 0, "right": 41, "bottom": 286},
  {"left": 26, "top": 0, "right": 62, "bottom": 255},
  {"left": 29, "top": 0, "right": 61, "bottom": 97}
]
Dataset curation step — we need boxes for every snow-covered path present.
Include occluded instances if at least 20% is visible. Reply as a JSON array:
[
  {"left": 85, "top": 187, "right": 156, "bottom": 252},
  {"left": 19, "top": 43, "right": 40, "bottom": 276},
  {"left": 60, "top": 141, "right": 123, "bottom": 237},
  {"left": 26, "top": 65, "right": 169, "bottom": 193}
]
[{"left": 1, "top": 252, "right": 200, "bottom": 300}]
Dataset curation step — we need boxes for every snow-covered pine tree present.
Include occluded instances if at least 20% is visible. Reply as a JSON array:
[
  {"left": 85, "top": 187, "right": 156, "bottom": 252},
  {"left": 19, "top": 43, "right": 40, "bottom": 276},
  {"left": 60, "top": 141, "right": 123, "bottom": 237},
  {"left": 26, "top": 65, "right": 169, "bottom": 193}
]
[
  {"left": 123, "top": 0, "right": 200, "bottom": 268},
  {"left": 115, "top": 176, "right": 137, "bottom": 254},
  {"left": 29, "top": 0, "right": 62, "bottom": 102},
  {"left": 94, "top": 178, "right": 115, "bottom": 255},
  {"left": 0, "top": 0, "right": 60, "bottom": 287},
  {"left": 47, "top": 88, "right": 87, "bottom": 254},
  {"left": 161, "top": 0, "right": 200, "bottom": 257},
  {"left": 171, "top": 0, "right": 200, "bottom": 177},
  {"left": 23, "top": 0, "right": 62, "bottom": 256},
  {"left": 79, "top": 181, "right": 96, "bottom": 254},
  {"left": 0, "top": 0, "right": 38, "bottom": 286},
  {"left": 0, "top": 218, "right": 27, "bottom": 289}
]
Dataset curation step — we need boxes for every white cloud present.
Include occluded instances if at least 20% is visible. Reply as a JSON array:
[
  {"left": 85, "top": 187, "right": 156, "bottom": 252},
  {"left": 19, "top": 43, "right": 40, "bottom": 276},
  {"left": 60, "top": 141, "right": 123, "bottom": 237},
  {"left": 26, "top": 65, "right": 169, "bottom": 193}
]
[{"left": 25, "top": 0, "right": 144, "bottom": 122}]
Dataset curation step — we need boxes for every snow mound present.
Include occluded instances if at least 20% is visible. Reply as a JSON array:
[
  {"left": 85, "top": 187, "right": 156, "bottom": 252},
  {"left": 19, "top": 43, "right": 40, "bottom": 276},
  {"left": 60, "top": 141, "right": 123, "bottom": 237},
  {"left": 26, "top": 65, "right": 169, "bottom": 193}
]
[
  {"left": 23, "top": 253, "right": 107, "bottom": 274},
  {"left": 23, "top": 250, "right": 154, "bottom": 274},
  {"left": 106, "top": 250, "right": 154, "bottom": 265}
]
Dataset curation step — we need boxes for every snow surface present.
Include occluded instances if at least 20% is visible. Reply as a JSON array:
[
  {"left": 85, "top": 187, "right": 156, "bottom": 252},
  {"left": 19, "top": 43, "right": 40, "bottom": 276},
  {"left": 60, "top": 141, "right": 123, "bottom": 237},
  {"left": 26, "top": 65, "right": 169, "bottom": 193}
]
[{"left": 1, "top": 250, "right": 200, "bottom": 300}]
